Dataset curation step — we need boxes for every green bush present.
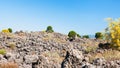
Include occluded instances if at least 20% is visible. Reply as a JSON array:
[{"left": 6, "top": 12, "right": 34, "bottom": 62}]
[
  {"left": 0, "top": 49, "right": 6, "bottom": 55},
  {"left": 8, "top": 28, "right": 12, "bottom": 33},
  {"left": 77, "top": 34, "right": 81, "bottom": 38},
  {"left": 46, "top": 26, "right": 54, "bottom": 33},
  {"left": 68, "top": 31, "right": 77, "bottom": 41},
  {"left": 95, "top": 32, "right": 103, "bottom": 39},
  {"left": 82, "top": 35, "right": 89, "bottom": 38}
]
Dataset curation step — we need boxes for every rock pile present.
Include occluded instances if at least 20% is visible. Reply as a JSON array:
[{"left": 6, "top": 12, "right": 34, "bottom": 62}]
[{"left": 0, "top": 31, "right": 120, "bottom": 68}]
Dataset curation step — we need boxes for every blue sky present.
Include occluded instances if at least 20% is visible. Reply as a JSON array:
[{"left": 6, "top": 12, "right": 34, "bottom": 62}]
[{"left": 0, "top": 0, "right": 120, "bottom": 35}]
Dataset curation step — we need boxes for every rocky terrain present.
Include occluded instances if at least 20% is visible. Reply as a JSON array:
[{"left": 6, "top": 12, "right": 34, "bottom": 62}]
[{"left": 0, "top": 31, "right": 120, "bottom": 68}]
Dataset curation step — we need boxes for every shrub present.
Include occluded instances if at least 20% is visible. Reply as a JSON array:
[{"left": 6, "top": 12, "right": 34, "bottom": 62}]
[
  {"left": 68, "top": 31, "right": 77, "bottom": 41},
  {"left": 82, "top": 35, "right": 89, "bottom": 38},
  {"left": 46, "top": 26, "right": 54, "bottom": 33},
  {"left": 77, "top": 34, "right": 81, "bottom": 38},
  {"left": 8, "top": 28, "right": 12, "bottom": 33},
  {"left": 104, "top": 18, "right": 120, "bottom": 50},
  {"left": 98, "top": 43, "right": 111, "bottom": 49},
  {"left": 2, "top": 29, "right": 10, "bottom": 33},
  {"left": 95, "top": 32, "right": 103, "bottom": 39},
  {"left": 8, "top": 42, "right": 16, "bottom": 50},
  {"left": 85, "top": 46, "right": 98, "bottom": 53},
  {"left": 0, "top": 49, "right": 6, "bottom": 55}
]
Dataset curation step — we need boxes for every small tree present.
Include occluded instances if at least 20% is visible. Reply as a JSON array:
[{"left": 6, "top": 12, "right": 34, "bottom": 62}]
[
  {"left": 68, "top": 31, "right": 77, "bottom": 41},
  {"left": 2, "top": 29, "right": 10, "bottom": 33},
  {"left": 8, "top": 28, "right": 12, "bottom": 33},
  {"left": 77, "top": 34, "right": 81, "bottom": 38},
  {"left": 82, "top": 35, "right": 89, "bottom": 38},
  {"left": 104, "top": 18, "right": 120, "bottom": 50},
  {"left": 46, "top": 26, "right": 54, "bottom": 33},
  {"left": 95, "top": 32, "right": 103, "bottom": 39}
]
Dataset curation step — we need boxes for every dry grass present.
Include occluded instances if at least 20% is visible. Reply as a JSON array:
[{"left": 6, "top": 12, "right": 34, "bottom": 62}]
[
  {"left": 43, "top": 37, "right": 67, "bottom": 43},
  {"left": 42, "top": 37, "right": 50, "bottom": 42},
  {"left": 85, "top": 45, "right": 98, "bottom": 53},
  {"left": 0, "top": 62, "right": 18, "bottom": 68},
  {"left": 89, "top": 53, "right": 103, "bottom": 62},
  {"left": 54, "top": 38, "right": 67, "bottom": 43},
  {"left": 42, "top": 33, "right": 52, "bottom": 42},
  {"left": 42, "top": 32, "right": 67, "bottom": 43},
  {"left": 42, "top": 51, "right": 64, "bottom": 63},
  {"left": 8, "top": 42, "right": 16, "bottom": 50},
  {"left": 6, "top": 33, "right": 15, "bottom": 38},
  {"left": 89, "top": 50, "right": 120, "bottom": 62},
  {"left": 42, "top": 51, "right": 60, "bottom": 58},
  {"left": 102, "top": 50, "right": 120, "bottom": 61}
]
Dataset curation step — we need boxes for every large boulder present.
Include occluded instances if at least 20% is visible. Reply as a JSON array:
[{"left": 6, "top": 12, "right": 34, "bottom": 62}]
[
  {"left": 61, "top": 49, "right": 84, "bottom": 68},
  {"left": 0, "top": 54, "right": 7, "bottom": 63}
]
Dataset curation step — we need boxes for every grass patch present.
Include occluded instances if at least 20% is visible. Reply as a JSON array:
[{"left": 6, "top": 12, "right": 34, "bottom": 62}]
[
  {"left": 42, "top": 51, "right": 64, "bottom": 63},
  {"left": 0, "top": 49, "right": 6, "bottom": 55},
  {"left": 8, "top": 42, "right": 16, "bottom": 50},
  {"left": 102, "top": 50, "right": 120, "bottom": 61},
  {"left": 89, "top": 50, "right": 120, "bottom": 62},
  {"left": 85, "top": 45, "right": 98, "bottom": 53}
]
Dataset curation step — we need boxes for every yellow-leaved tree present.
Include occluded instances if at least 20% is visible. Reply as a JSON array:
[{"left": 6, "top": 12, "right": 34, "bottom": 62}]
[
  {"left": 105, "top": 18, "right": 120, "bottom": 50},
  {"left": 2, "top": 29, "right": 10, "bottom": 33}
]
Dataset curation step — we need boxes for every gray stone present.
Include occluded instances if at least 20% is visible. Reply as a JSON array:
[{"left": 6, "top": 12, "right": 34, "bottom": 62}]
[
  {"left": 0, "top": 54, "right": 7, "bottom": 63},
  {"left": 5, "top": 53, "right": 13, "bottom": 59},
  {"left": 16, "top": 44, "right": 22, "bottom": 48},
  {"left": 24, "top": 55, "right": 39, "bottom": 64},
  {"left": 93, "top": 58, "right": 106, "bottom": 66},
  {"left": 23, "top": 63, "right": 32, "bottom": 68}
]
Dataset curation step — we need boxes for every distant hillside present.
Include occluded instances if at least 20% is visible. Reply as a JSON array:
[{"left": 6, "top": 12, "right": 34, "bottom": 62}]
[
  {"left": 89, "top": 35, "right": 95, "bottom": 39},
  {"left": 81, "top": 35, "right": 95, "bottom": 39}
]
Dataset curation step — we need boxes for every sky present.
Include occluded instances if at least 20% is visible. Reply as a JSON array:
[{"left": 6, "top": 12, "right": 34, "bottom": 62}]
[{"left": 0, "top": 0, "right": 120, "bottom": 35}]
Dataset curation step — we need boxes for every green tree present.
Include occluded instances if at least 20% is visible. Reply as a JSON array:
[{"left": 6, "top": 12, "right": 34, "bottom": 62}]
[
  {"left": 77, "top": 34, "right": 81, "bottom": 38},
  {"left": 82, "top": 35, "right": 89, "bottom": 38},
  {"left": 8, "top": 28, "right": 12, "bottom": 33},
  {"left": 46, "top": 26, "right": 54, "bottom": 33},
  {"left": 95, "top": 32, "right": 103, "bottom": 39},
  {"left": 68, "top": 31, "right": 77, "bottom": 41}
]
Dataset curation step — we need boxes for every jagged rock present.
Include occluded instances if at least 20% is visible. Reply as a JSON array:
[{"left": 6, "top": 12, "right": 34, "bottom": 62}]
[
  {"left": 82, "top": 57, "right": 89, "bottom": 62},
  {"left": 15, "top": 58, "right": 23, "bottom": 64},
  {"left": 0, "top": 31, "right": 119, "bottom": 68},
  {"left": 4, "top": 52, "right": 16, "bottom": 62},
  {"left": 61, "top": 49, "right": 83, "bottom": 68},
  {"left": 24, "top": 55, "right": 39, "bottom": 64},
  {"left": 4, "top": 53, "right": 12, "bottom": 59},
  {"left": 0, "top": 54, "right": 7, "bottom": 63},
  {"left": 16, "top": 44, "right": 22, "bottom": 48},
  {"left": 116, "top": 60, "right": 120, "bottom": 65},
  {"left": 93, "top": 58, "right": 106, "bottom": 66},
  {"left": 23, "top": 63, "right": 32, "bottom": 68}
]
